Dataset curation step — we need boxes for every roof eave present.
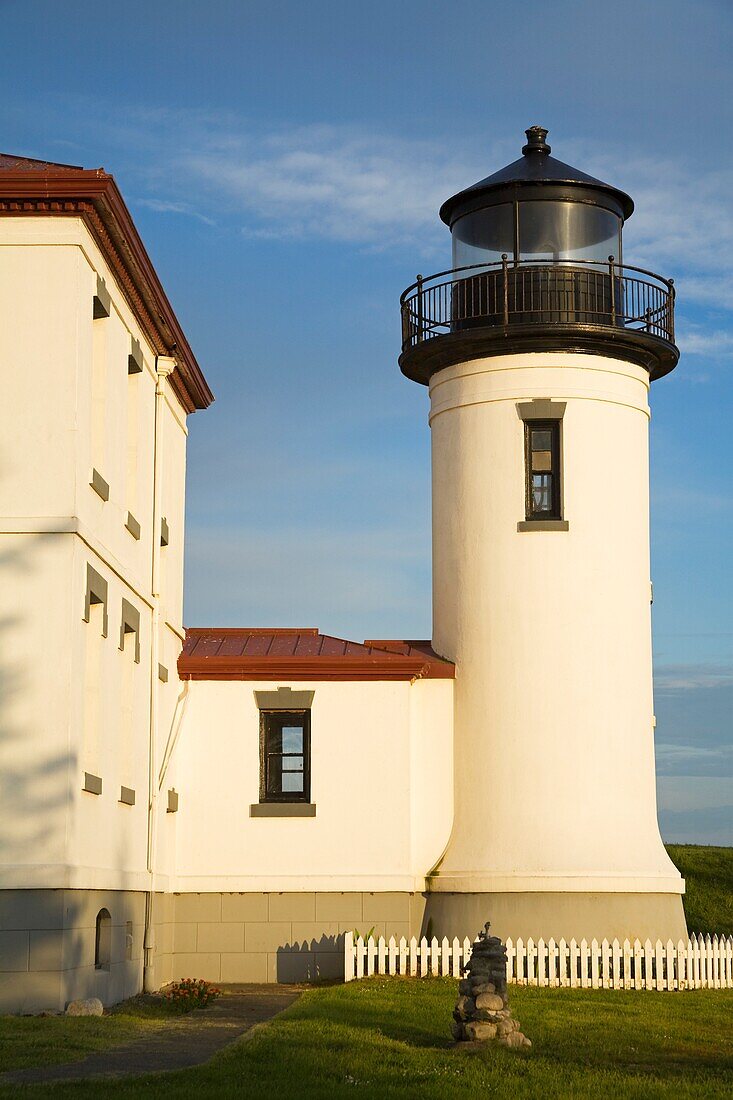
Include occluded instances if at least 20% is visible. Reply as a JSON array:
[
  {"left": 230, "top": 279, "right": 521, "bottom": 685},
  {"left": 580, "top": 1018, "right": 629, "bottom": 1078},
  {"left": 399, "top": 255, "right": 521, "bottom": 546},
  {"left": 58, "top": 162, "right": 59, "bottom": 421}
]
[
  {"left": 177, "top": 656, "right": 456, "bottom": 682},
  {"left": 0, "top": 168, "right": 213, "bottom": 412},
  {"left": 439, "top": 179, "right": 634, "bottom": 226}
]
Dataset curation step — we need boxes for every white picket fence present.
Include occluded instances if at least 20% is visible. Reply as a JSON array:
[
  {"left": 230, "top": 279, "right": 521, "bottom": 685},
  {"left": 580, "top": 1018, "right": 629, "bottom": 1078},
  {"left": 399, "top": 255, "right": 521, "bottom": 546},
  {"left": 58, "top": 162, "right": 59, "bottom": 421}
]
[{"left": 344, "top": 932, "right": 733, "bottom": 990}]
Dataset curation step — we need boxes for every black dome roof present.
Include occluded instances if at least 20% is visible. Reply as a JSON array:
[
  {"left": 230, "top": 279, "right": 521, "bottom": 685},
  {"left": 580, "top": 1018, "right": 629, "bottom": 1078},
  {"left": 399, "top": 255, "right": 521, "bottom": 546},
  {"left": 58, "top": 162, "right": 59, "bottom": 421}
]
[{"left": 439, "top": 127, "right": 634, "bottom": 225}]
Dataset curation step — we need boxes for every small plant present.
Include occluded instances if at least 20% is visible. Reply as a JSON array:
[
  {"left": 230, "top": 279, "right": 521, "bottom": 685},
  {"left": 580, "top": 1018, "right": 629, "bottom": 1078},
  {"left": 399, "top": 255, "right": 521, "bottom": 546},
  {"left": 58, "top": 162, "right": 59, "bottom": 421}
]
[
  {"left": 163, "top": 978, "right": 221, "bottom": 1013},
  {"left": 352, "top": 927, "right": 376, "bottom": 942}
]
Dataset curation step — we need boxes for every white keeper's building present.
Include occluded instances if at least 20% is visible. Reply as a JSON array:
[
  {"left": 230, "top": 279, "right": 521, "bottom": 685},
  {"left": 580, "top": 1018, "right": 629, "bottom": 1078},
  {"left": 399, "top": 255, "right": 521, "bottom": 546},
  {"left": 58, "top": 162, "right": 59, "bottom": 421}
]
[{"left": 0, "top": 128, "right": 686, "bottom": 1012}]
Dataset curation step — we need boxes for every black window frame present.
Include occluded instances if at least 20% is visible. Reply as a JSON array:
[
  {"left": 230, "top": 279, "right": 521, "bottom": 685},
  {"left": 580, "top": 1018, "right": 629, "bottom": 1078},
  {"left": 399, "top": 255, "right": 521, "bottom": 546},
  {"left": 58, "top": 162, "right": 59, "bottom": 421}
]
[
  {"left": 524, "top": 418, "right": 562, "bottom": 521},
  {"left": 259, "top": 709, "right": 311, "bottom": 804}
]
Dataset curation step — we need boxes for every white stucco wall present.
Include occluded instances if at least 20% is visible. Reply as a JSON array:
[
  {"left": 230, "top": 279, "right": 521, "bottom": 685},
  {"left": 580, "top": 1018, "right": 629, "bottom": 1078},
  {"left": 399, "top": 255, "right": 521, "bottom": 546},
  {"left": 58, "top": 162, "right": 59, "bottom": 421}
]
[
  {"left": 0, "top": 216, "right": 190, "bottom": 893},
  {"left": 171, "top": 677, "right": 454, "bottom": 892},
  {"left": 429, "top": 351, "right": 683, "bottom": 896},
  {"left": 0, "top": 535, "right": 75, "bottom": 881}
]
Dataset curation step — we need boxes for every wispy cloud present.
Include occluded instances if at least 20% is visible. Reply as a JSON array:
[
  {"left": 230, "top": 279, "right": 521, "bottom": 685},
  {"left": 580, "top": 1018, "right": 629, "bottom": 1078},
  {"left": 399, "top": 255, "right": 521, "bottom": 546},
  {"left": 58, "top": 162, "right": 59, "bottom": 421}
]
[
  {"left": 653, "top": 667, "right": 733, "bottom": 796},
  {"left": 184, "top": 521, "right": 431, "bottom": 639},
  {"left": 675, "top": 327, "right": 733, "bottom": 357},
  {"left": 656, "top": 742, "right": 733, "bottom": 778},
  {"left": 654, "top": 662, "right": 733, "bottom": 691},
  {"left": 164, "top": 123, "right": 733, "bottom": 316},
  {"left": 578, "top": 147, "right": 733, "bottom": 301},
  {"left": 658, "top": 775, "right": 733, "bottom": 814},
  {"left": 22, "top": 97, "right": 733, "bottom": 317},
  {"left": 135, "top": 197, "right": 215, "bottom": 226},
  {"left": 658, "top": 800, "right": 733, "bottom": 845},
  {"left": 651, "top": 486, "right": 733, "bottom": 516},
  {"left": 178, "top": 124, "right": 483, "bottom": 251}
]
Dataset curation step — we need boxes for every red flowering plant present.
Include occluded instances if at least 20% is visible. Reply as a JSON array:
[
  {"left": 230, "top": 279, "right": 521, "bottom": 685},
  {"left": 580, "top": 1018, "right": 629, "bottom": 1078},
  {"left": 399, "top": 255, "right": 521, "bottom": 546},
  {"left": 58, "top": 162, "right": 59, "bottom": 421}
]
[{"left": 163, "top": 978, "right": 221, "bottom": 1013}]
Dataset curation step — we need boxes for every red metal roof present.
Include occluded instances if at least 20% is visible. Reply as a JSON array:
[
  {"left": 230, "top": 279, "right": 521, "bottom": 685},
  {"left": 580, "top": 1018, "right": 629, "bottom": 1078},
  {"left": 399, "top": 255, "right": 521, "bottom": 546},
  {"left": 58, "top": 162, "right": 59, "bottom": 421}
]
[
  {"left": 179, "top": 628, "right": 455, "bottom": 681},
  {"left": 0, "top": 153, "right": 87, "bottom": 172}
]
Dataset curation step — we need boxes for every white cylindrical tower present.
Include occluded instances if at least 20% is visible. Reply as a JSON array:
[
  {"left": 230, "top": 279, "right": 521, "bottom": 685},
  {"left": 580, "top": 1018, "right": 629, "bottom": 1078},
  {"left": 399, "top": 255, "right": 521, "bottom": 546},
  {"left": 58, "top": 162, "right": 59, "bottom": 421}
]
[{"left": 400, "top": 127, "right": 686, "bottom": 942}]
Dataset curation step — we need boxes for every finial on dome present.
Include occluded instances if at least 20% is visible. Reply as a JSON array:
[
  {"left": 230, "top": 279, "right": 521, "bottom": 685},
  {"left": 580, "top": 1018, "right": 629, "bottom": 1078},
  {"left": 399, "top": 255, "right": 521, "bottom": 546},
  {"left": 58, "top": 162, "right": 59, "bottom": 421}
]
[{"left": 522, "top": 126, "right": 551, "bottom": 155}]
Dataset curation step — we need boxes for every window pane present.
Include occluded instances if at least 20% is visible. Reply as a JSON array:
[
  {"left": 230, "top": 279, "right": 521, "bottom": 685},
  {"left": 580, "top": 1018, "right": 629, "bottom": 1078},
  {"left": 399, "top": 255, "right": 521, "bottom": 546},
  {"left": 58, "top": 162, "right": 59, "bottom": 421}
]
[
  {"left": 266, "top": 755, "right": 283, "bottom": 794},
  {"left": 282, "top": 772, "right": 304, "bottom": 793},
  {"left": 282, "top": 755, "right": 304, "bottom": 772},
  {"left": 281, "top": 726, "right": 303, "bottom": 753},
  {"left": 532, "top": 473, "right": 553, "bottom": 512},
  {"left": 532, "top": 450, "right": 553, "bottom": 472},
  {"left": 531, "top": 429, "right": 553, "bottom": 451}
]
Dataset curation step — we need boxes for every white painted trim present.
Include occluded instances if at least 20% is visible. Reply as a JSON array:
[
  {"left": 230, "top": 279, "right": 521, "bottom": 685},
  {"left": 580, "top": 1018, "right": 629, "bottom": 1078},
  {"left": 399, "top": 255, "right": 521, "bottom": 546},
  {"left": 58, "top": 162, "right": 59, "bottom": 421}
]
[
  {"left": 428, "top": 351, "right": 651, "bottom": 393},
  {"left": 428, "top": 874, "right": 685, "bottom": 894},
  {"left": 170, "top": 875, "right": 430, "bottom": 892},
  {"left": 430, "top": 390, "right": 651, "bottom": 423},
  {"left": 0, "top": 864, "right": 170, "bottom": 891},
  {"left": 0, "top": 521, "right": 154, "bottom": 612}
]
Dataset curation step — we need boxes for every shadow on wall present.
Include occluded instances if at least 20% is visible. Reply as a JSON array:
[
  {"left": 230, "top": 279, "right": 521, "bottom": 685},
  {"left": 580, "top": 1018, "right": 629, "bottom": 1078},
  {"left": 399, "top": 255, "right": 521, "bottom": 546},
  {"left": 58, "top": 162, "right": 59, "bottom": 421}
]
[
  {"left": 0, "top": 539, "right": 72, "bottom": 868},
  {"left": 276, "top": 935, "right": 345, "bottom": 982},
  {"left": 0, "top": 534, "right": 144, "bottom": 1011},
  {"left": 0, "top": 534, "right": 82, "bottom": 1010}
]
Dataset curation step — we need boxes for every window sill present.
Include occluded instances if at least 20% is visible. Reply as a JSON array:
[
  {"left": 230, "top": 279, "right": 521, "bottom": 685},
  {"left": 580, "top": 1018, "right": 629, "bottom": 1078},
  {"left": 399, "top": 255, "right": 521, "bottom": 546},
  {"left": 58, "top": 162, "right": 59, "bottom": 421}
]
[
  {"left": 250, "top": 803, "right": 316, "bottom": 818},
  {"left": 517, "top": 520, "right": 569, "bottom": 532}
]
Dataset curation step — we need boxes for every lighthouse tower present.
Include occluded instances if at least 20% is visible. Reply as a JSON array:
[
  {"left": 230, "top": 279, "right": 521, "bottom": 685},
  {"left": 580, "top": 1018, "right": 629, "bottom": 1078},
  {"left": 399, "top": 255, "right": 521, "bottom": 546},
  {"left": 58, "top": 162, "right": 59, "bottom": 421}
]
[{"left": 400, "top": 127, "right": 686, "bottom": 942}]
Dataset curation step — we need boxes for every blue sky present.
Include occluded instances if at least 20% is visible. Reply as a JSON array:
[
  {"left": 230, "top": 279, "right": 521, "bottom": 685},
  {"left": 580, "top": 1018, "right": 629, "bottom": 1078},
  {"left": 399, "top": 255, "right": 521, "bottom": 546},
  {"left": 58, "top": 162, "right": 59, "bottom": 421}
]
[{"left": 3, "top": 0, "right": 731, "bottom": 843}]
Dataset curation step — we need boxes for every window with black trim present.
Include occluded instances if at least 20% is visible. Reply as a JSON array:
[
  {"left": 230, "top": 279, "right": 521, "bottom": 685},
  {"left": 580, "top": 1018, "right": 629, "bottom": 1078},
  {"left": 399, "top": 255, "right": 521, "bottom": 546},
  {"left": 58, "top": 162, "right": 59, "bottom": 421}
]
[
  {"left": 259, "top": 710, "right": 310, "bottom": 803},
  {"left": 525, "top": 420, "right": 562, "bottom": 520}
]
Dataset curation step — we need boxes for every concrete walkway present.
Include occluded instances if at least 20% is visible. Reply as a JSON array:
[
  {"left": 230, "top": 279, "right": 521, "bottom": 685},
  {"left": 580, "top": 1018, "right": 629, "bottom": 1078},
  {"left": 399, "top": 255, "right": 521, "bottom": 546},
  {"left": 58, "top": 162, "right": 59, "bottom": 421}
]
[{"left": 1, "top": 984, "right": 302, "bottom": 1086}]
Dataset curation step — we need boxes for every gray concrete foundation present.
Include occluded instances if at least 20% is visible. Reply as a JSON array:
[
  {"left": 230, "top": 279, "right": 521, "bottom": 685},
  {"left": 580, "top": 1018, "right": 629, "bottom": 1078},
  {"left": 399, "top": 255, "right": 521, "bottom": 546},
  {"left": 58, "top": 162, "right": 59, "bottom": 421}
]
[
  {"left": 422, "top": 891, "right": 688, "bottom": 943},
  {"left": 2, "top": 886, "right": 689, "bottom": 1012},
  {"left": 167, "top": 890, "right": 427, "bottom": 984},
  {"left": 0, "top": 889, "right": 147, "bottom": 1014},
  {"left": 0, "top": 889, "right": 428, "bottom": 1011}
]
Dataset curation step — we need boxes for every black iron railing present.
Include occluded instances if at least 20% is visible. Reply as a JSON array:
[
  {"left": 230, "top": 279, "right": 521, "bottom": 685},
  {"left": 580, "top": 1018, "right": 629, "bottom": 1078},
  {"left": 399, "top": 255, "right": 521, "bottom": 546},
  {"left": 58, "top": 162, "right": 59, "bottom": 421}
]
[{"left": 400, "top": 257, "right": 675, "bottom": 354}]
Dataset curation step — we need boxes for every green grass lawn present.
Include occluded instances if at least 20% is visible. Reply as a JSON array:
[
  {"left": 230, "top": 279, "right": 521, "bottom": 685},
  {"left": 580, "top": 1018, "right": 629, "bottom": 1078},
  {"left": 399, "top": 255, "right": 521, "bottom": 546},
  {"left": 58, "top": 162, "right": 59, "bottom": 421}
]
[
  {"left": 1, "top": 979, "right": 731, "bottom": 1098},
  {"left": 667, "top": 844, "right": 733, "bottom": 936},
  {"left": 0, "top": 997, "right": 171, "bottom": 1073}
]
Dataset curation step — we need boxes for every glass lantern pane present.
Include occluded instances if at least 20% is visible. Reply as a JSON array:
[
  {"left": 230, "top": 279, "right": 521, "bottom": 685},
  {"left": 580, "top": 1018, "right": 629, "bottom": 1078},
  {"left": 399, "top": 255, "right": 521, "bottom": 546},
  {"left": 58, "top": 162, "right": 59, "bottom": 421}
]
[
  {"left": 519, "top": 202, "right": 620, "bottom": 263},
  {"left": 452, "top": 204, "right": 514, "bottom": 270}
]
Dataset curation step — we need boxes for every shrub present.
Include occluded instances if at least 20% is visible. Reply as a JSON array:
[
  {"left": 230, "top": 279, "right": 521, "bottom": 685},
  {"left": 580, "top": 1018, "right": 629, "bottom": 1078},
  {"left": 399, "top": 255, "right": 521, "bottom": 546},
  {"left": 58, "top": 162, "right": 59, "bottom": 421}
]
[
  {"left": 352, "top": 927, "right": 376, "bottom": 942},
  {"left": 163, "top": 978, "right": 221, "bottom": 1013}
]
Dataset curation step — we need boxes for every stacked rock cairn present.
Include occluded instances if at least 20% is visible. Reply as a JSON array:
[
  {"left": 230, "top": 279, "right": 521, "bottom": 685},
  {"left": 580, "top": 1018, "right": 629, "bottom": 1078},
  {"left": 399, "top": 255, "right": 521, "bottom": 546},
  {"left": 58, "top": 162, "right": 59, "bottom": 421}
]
[{"left": 452, "top": 923, "right": 531, "bottom": 1049}]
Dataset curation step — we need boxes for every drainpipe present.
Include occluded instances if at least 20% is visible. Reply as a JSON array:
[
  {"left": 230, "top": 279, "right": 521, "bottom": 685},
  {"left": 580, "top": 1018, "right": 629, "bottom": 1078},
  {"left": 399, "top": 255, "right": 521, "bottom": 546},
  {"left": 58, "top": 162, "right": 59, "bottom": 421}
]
[
  {"left": 158, "top": 677, "right": 190, "bottom": 791},
  {"left": 143, "top": 355, "right": 175, "bottom": 993}
]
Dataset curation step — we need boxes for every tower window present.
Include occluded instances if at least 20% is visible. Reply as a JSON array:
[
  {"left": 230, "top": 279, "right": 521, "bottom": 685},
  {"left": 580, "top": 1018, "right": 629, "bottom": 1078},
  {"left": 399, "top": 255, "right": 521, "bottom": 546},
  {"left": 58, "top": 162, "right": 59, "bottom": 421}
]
[
  {"left": 525, "top": 420, "right": 561, "bottom": 520},
  {"left": 259, "top": 710, "right": 311, "bottom": 803}
]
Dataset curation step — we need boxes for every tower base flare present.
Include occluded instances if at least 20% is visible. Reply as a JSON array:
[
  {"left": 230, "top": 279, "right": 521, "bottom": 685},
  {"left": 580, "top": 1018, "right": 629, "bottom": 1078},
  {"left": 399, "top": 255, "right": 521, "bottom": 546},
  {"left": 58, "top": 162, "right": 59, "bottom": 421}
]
[{"left": 423, "top": 891, "right": 687, "bottom": 944}]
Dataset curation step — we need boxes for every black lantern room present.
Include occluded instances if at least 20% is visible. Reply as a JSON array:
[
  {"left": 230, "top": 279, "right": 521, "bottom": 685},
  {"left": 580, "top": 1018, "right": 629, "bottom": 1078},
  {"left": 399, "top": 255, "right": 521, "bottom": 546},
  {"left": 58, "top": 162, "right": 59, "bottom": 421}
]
[{"left": 399, "top": 127, "right": 678, "bottom": 384}]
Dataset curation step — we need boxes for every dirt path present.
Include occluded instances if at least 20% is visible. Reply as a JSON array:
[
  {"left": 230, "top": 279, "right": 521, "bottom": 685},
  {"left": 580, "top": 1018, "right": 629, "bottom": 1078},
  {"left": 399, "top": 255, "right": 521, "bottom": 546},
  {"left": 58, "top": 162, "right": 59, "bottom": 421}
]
[{"left": 1, "top": 984, "right": 301, "bottom": 1086}]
